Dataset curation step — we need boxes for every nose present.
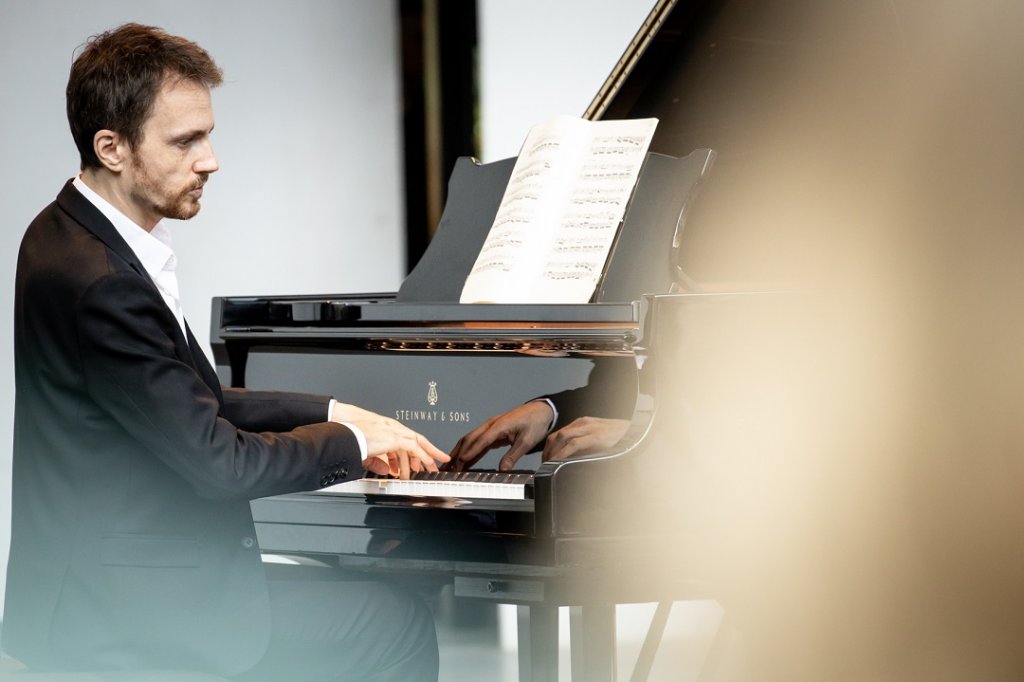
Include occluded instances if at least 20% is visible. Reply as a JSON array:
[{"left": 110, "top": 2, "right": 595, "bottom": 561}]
[{"left": 194, "top": 140, "right": 219, "bottom": 174}]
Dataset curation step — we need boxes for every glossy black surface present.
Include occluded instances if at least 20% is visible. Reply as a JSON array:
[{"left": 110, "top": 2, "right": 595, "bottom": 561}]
[{"left": 225, "top": 0, "right": 782, "bottom": 585}]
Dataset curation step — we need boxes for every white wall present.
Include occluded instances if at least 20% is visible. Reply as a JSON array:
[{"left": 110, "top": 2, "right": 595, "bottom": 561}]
[
  {"left": 0, "top": 0, "right": 404, "bottom": 615},
  {"left": 478, "top": 0, "right": 655, "bottom": 162}
]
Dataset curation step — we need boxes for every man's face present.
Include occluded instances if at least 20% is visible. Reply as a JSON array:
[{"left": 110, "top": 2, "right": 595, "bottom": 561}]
[{"left": 125, "top": 78, "right": 219, "bottom": 228}]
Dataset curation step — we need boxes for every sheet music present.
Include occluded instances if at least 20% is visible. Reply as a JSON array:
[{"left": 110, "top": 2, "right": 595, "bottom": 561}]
[{"left": 460, "top": 116, "right": 658, "bottom": 304}]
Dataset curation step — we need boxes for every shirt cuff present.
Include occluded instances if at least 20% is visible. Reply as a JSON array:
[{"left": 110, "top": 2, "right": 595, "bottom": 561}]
[
  {"left": 328, "top": 399, "right": 368, "bottom": 461},
  {"left": 532, "top": 398, "right": 558, "bottom": 433}
]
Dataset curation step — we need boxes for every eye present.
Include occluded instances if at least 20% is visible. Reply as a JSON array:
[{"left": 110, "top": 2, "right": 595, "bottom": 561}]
[{"left": 174, "top": 133, "right": 204, "bottom": 149}]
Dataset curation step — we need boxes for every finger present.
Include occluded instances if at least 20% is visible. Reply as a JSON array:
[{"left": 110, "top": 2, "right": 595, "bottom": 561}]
[
  {"left": 498, "top": 438, "right": 535, "bottom": 472},
  {"left": 399, "top": 451, "right": 411, "bottom": 480},
  {"left": 410, "top": 453, "right": 424, "bottom": 474},
  {"left": 448, "top": 432, "right": 483, "bottom": 471},
  {"left": 420, "top": 453, "right": 439, "bottom": 473},
  {"left": 418, "top": 434, "right": 450, "bottom": 463},
  {"left": 445, "top": 436, "right": 467, "bottom": 472},
  {"left": 387, "top": 452, "right": 400, "bottom": 478},
  {"left": 449, "top": 424, "right": 493, "bottom": 468},
  {"left": 408, "top": 434, "right": 442, "bottom": 472},
  {"left": 544, "top": 429, "right": 601, "bottom": 462},
  {"left": 453, "top": 426, "right": 506, "bottom": 471},
  {"left": 414, "top": 444, "right": 440, "bottom": 474},
  {"left": 542, "top": 428, "right": 577, "bottom": 462},
  {"left": 455, "top": 440, "right": 488, "bottom": 470},
  {"left": 454, "top": 443, "right": 484, "bottom": 470},
  {"left": 362, "top": 454, "right": 390, "bottom": 476},
  {"left": 397, "top": 428, "right": 447, "bottom": 463},
  {"left": 544, "top": 437, "right": 578, "bottom": 461}
]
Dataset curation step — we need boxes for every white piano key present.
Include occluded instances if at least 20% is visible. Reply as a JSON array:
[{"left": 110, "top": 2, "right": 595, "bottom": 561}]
[{"left": 321, "top": 477, "right": 529, "bottom": 500}]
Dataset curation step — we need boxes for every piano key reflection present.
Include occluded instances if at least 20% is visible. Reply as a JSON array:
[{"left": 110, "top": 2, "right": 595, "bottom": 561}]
[{"left": 322, "top": 470, "right": 535, "bottom": 501}]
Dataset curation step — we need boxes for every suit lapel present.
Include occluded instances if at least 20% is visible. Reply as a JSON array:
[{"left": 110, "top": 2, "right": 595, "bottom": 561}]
[
  {"left": 186, "top": 322, "right": 224, "bottom": 402},
  {"left": 57, "top": 180, "right": 205, "bottom": 380},
  {"left": 56, "top": 180, "right": 148, "bottom": 277}
]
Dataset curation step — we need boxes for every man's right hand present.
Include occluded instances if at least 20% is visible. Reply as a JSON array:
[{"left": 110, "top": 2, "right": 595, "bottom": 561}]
[{"left": 330, "top": 402, "right": 449, "bottom": 479}]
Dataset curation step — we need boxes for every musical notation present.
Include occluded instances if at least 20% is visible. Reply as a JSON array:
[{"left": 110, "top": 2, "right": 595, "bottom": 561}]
[
  {"left": 543, "top": 261, "right": 597, "bottom": 281},
  {"left": 553, "top": 237, "right": 609, "bottom": 253},
  {"left": 460, "top": 116, "right": 657, "bottom": 304}
]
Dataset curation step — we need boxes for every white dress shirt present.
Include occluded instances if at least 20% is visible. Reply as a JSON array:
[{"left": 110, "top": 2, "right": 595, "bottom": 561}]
[{"left": 73, "top": 176, "right": 187, "bottom": 338}]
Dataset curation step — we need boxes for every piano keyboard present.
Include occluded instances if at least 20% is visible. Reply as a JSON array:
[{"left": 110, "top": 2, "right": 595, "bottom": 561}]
[{"left": 320, "top": 470, "right": 534, "bottom": 500}]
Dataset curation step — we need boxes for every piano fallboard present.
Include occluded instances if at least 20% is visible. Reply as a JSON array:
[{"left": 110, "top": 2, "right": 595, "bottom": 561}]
[{"left": 217, "top": 294, "right": 643, "bottom": 326}]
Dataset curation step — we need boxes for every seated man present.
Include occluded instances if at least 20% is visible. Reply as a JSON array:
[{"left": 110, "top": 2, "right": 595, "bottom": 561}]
[{"left": 4, "top": 23, "right": 447, "bottom": 682}]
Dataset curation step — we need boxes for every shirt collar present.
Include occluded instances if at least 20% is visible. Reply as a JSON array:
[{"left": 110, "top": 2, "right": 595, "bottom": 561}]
[{"left": 72, "top": 175, "right": 176, "bottom": 281}]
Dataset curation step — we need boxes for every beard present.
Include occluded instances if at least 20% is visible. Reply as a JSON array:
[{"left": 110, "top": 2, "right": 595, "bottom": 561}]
[
  {"left": 158, "top": 178, "right": 206, "bottom": 221},
  {"left": 131, "top": 155, "right": 209, "bottom": 221}
]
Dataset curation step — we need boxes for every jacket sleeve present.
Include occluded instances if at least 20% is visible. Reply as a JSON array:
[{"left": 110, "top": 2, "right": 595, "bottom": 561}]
[
  {"left": 76, "top": 271, "right": 361, "bottom": 500},
  {"left": 219, "top": 387, "right": 331, "bottom": 433},
  {"left": 544, "top": 357, "right": 639, "bottom": 431}
]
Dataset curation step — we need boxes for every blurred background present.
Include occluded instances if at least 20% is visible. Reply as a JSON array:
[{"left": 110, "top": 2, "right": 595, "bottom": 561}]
[{"left": 4, "top": 1, "right": 1024, "bottom": 680}]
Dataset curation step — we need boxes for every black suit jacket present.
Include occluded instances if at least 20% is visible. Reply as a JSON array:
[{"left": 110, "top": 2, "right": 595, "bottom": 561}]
[
  {"left": 3, "top": 181, "right": 362, "bottom": 674},
  {"left": 544, "top": 357, "right": 639, "bottom": 431}
]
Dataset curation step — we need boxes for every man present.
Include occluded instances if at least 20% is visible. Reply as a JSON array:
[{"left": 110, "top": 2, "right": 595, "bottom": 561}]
[{"left": 3, "top": 23, "right": 448, "bottom": 680}]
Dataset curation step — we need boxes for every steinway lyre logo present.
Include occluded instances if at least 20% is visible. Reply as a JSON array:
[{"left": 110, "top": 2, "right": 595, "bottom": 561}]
[{"left": 395, "top": 380, "right": 468, "bottom": 424}]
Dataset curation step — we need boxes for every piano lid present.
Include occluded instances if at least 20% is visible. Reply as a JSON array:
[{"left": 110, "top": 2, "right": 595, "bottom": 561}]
[
  {"left": 586, "top": 0, "right": 912, "bottom": 154},
  {"left": 584, "top": 0, "right": 918, "bottom": 290}
]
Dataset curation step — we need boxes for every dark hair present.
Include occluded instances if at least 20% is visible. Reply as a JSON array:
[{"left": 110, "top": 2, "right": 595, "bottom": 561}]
[{"left": 66, "top": 23, "right": 223, "bottom": 170}]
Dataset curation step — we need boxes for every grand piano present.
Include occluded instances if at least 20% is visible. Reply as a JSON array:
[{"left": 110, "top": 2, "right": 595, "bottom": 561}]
[{"left": 212, "top": 0, "right": 910, "bottom": 679}]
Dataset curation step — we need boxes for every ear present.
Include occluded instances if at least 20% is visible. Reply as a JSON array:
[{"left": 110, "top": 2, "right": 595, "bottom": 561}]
[{"left": 93, "top": 129, "right": 130, "bottom": 172}]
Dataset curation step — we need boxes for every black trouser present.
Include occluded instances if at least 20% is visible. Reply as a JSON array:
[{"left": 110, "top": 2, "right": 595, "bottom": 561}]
[{"left": 232, "top": 573, "right": 438, "bottom": 682}]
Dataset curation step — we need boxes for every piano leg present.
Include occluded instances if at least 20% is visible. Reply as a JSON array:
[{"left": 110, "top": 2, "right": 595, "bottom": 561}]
[
  {"left": 517, "top": 604, "right": 559, "bottom": 682},
  {"left": 514, "top": 604, "right": 618, "bottom": 681},
  {"left": 628, "top": 601, "right": 672, "bottom": 682},
  {"left": 570, "top": 605, "right": 617, "bottom": 681}
]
